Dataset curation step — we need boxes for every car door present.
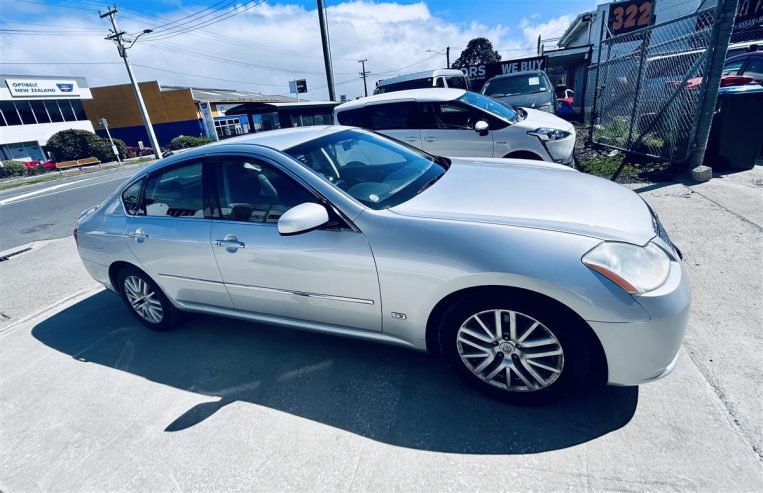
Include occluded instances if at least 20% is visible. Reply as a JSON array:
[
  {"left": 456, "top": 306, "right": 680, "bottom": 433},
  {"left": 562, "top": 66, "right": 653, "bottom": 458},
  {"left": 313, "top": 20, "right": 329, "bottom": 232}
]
[
  {"left": 418, "top": 101, "right": 495, "bottom": 157},
  {"left": 207, "top": 154, "right": 382, "bottom": 332},
  {"left": 123, "top": 159, "right": 233, "bottom": 308},
  {"left": 366, "top": 102, "right": 423, "bottom": 149}
]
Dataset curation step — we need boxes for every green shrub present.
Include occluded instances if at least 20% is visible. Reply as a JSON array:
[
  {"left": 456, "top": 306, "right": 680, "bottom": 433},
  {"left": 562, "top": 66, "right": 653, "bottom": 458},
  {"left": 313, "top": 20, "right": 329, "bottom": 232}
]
[
  {"left": 169, "top": 135, "right": 212, "bottom": 150},
  {"left": 0, "top": 160, "right": 26, "bottom": 178},
  {"left": 46, "top": 129, "right": 127, "bottom": 163}
]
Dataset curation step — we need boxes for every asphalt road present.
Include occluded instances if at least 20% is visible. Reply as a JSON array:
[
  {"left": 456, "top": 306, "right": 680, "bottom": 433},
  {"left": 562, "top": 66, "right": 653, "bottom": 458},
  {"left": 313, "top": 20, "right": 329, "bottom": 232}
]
[{"left": 0, "top": 165, "right": 147, "bottom": 252}]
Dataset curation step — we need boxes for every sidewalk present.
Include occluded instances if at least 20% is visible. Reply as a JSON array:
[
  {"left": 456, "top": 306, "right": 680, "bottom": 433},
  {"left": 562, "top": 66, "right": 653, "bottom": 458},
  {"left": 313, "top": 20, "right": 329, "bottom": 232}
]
[{"left": 0, "top": 157, "right": 155, "bottom": 191}]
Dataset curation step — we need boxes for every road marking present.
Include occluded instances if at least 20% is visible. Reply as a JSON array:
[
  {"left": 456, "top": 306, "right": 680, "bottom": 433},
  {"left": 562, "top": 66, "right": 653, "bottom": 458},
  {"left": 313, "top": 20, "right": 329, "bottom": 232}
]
[{"left": 0, "top": 174, "right": 130, "bottom": 206}]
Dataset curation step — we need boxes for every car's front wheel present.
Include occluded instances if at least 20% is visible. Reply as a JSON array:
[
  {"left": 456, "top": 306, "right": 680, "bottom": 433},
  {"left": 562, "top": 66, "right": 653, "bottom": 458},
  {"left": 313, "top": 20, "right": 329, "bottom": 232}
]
[
  {"left": 117, "top": 265, "right": 178, "bottom": 331},
  {"left": 438, "top": 293, "right": 589, "bottom": 403}
]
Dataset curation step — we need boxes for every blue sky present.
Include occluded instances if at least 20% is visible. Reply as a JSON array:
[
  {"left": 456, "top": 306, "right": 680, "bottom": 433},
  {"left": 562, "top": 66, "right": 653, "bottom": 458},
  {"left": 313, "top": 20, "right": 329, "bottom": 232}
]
[{"left": 0, "top": 0, "right": 601, "bottom": 98}]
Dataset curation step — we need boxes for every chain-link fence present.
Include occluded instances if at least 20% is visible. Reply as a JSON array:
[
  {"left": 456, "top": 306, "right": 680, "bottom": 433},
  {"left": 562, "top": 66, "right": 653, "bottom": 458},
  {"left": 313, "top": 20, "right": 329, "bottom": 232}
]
[
  {"left": 544, "top": 47, "right": 593, "bottom": 121},
  {"left": 590, "top": 8, "right": 717, "bottom": 162}
]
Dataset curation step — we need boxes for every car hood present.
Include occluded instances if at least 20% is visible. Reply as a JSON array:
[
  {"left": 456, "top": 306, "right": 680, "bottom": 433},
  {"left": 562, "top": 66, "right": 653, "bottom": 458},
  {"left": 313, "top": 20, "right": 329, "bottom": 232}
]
[
  {"left": 514, "top": 108, "right": 574, "bottom": 133},
  {"left": 492, "top": 91, "right": 554, "bottom": 109},
  {"left": 390, "top": 158, "right": 655, "bottom": 245}
]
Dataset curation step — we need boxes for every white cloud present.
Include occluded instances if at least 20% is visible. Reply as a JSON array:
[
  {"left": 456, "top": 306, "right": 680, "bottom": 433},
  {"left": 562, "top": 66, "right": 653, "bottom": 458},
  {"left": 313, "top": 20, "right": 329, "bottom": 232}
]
[{"left": 0, "top": 1, "right": 576, "bottom": 100}]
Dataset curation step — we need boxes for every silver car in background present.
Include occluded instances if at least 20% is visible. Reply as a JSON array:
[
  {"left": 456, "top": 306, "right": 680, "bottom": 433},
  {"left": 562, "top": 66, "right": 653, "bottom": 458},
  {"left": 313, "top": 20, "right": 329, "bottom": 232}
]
[
  {"left": 75, "top": 126, "right": 690, "bottom": 403},
  {"left": 481, "top": 70, "right": 558, "bottom": 114}
]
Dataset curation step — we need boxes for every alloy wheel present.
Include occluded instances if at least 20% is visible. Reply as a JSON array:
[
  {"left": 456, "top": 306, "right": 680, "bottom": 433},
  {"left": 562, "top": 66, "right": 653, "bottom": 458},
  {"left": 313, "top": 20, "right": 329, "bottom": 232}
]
[
  {"left": 456, "top": 309, "right": 564, "bottom": 392},
  {"left": 123, "top": 275, "right": 164, "bottom": 324}
]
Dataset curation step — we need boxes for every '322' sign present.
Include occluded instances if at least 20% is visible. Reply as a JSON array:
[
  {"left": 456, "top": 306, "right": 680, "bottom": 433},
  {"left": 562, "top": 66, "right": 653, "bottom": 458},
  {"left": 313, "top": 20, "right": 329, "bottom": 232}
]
[{"left": 608, "top": 0, "right": 655, "bottom": 36}]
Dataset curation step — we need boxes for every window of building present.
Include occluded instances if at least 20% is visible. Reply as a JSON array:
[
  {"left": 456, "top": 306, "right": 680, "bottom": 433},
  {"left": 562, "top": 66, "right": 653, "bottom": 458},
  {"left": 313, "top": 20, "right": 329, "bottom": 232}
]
[
  {"left": 59, "top": 100, "right": 75, "bottom": 121},
  {"left": 144, "top": 162, "right": 204, "bottom": 217},
  {"left": 30, "top": 101, "right": 51, "bottom": 124},
  {"left": 71, "top": 100, "right": 87, "bottom": 120},
  {"left": 44, "top": 100, "right": 64, "bottom": 122},
  {"left": 0, "top": 101, "right": 21, "bottom": 126},
  {"left": 15, "top": 100, "right": 37, "bottom": 125}
]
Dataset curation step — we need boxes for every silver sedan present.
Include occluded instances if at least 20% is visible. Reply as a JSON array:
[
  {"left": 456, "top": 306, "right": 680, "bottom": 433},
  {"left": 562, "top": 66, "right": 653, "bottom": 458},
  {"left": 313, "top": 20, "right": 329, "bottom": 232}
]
[{"left": 75, "top": 126, "right": 690, "bottom": 403}]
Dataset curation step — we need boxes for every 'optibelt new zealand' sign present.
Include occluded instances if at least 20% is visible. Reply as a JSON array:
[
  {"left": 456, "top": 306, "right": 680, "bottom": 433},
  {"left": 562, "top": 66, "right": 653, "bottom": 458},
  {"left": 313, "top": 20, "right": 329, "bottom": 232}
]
[
  {"left": 5, "top": 79, "right": 81, "bottom": 98},
  {"left": 460, "top": 56, "right": 547, "bottom": 92}
]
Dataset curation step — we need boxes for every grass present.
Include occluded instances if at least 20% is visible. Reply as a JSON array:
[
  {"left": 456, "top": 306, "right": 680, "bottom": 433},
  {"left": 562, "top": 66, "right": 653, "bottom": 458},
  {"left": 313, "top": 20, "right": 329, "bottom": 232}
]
[{"left": 577, "top": 152, "right": 674, "bottom": 183}]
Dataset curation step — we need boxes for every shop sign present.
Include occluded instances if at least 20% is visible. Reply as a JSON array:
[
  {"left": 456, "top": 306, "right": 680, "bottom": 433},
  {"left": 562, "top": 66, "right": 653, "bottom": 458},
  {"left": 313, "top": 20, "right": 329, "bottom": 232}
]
[
  {"left": 461, "top": 56, "right": 547, "bottom": 92},
  {"left": 735, "top": 0, "right": 763, "bottom": 31},
  {"left": 5, "top": 78, "right": 81, "bottom": 97},
  {"left": 607, "top": 0, "right": 655, "bottom": 37}
]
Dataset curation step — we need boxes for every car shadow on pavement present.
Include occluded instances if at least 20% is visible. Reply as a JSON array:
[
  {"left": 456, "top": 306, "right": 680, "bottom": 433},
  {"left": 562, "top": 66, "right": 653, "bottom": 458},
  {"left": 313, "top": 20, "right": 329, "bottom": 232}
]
[{"left": 32, "top": 291, "right": 638, "bottom": 455}]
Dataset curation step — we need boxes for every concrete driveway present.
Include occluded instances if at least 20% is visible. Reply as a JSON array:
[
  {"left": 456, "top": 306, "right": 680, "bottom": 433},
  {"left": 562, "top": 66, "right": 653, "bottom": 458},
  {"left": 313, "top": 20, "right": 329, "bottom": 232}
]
[{"left": 1, "top": 168, "right": 761, "bottom": 491}]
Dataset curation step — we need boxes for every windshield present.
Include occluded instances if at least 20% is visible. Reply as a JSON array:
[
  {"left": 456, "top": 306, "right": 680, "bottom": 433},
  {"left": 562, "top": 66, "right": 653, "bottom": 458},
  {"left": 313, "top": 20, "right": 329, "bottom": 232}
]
[
  {"left": 483, "top": 73, "right": 550, "bottom": 97},
  {"left": 284, "top": 129, "right": 447, "bottom": 210},
  {"left": 458, "top": 91, "right": 518, "bottom": 123}
]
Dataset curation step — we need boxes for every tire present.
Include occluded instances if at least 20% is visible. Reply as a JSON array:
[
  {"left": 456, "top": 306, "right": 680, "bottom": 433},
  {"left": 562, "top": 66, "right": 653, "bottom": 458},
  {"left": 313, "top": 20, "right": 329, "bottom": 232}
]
[
  {"left": 117, "top": 265, "right": 179, "bottom": 331},
  {"left": 438, "top": 292, "right": 589, "bottom": 404}
]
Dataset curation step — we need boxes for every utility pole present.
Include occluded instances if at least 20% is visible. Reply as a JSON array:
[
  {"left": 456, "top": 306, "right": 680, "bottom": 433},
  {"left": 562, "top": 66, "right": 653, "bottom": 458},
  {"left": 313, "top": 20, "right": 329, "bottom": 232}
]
[
  {"left": 446, "top": 46, "right": 450, "bottom": 68},
  {"left": 358, "top": 59, "right": 369, "bottom": 97},
  {"left": 316, "top": 0, "right": 336, "bottom": 101},
  {"left": 100, "top": 5, "right": 161, "bottom": 159},
  {"left": 686, "top": 0, "right": 739, "bottom": 177}
]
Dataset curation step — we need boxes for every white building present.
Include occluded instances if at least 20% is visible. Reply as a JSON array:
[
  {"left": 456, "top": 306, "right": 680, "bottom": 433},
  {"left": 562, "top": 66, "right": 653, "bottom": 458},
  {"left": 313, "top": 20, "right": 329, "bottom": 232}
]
[{"left": 0, "top": 75, "right": 94, "bottom": 161}]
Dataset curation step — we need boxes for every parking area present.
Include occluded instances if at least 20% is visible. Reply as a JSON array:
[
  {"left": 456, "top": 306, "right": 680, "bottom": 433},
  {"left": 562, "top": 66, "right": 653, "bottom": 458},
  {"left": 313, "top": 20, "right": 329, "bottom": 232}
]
[{"left": 1, "top": 168, "right": 761, "bottom": 491}]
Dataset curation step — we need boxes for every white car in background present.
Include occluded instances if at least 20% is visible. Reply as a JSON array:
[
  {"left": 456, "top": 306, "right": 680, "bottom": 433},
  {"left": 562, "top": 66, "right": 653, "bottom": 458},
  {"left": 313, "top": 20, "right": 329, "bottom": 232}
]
[{"left": 334, "top": 88, "right": 575, "bottom": 166}]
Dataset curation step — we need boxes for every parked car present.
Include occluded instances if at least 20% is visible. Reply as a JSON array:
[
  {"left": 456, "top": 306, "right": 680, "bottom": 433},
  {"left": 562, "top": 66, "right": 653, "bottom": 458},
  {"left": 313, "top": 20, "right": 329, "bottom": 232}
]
[
  {"left": 334, "top": 88, "right": 575, "bottom": 165},
  {"left": 722, "top": 50, "right": 763, "bottom": 84},
  {"left": 481, "top": 71, "right": 557, "bottom": 114},
  {"left": 374, "top": 69, "right": 470, "bottom": 95},
  {"left": 75, "top": 126, "right": 690, "bottom": 403}
]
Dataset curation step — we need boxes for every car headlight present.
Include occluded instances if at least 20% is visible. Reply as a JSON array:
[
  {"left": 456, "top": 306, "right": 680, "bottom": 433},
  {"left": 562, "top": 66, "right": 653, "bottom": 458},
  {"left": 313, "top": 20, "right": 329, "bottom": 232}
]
[
  {"left": 527, "top": 128, "right": 571, "bottom": 141},
  {"left": 582, "top": 241, "right": 671, "bottom": 294}
]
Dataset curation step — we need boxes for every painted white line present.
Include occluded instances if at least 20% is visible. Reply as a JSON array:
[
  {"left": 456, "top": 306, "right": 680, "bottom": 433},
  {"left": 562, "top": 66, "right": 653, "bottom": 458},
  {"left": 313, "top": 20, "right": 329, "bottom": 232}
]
[{"left": 0, "top": 174, "right": 129, "bottom": 206}]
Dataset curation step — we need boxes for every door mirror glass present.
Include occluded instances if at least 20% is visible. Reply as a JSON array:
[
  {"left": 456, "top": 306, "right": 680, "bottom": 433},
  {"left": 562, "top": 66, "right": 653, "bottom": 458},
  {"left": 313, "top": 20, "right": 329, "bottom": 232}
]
[
  {"left": 278, "top": 202, "right": 329, "bottom": 235},
  {"left": 474, "top": 120, "right": 489, "bottom": 134}
]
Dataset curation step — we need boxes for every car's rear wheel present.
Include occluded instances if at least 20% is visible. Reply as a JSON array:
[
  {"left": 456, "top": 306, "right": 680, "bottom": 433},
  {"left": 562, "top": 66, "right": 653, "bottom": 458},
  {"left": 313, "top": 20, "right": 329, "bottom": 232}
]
[
  {"left": 117, "top": 265, "right": 178, "bottom": 331},
  {"left": 438, "top": 293, "right": 589, "bottom": 403}
]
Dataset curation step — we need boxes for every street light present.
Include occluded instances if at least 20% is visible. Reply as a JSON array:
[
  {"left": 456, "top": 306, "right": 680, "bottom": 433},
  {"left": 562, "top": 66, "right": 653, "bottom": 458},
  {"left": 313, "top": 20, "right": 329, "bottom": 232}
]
[{"left": 426, "top": 47, "right": 450, "bottom": 68}]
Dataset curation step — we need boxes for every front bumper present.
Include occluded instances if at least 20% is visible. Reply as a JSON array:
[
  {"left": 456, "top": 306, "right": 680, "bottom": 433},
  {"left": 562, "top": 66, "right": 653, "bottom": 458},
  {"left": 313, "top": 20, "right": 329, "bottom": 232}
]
[
  {"left": 587, "top": 259, "right": 691, "bottom": 386},
  {"left": 543, "top": 134, "right": 575, "bottom": 166}
]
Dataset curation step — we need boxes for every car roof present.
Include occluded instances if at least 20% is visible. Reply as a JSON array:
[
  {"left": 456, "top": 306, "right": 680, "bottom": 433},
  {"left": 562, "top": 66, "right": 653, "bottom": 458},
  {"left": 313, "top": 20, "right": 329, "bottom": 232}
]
[
  {"left": 725, "top": 51, "right": 763, "bottom": 63},
  {"left": 204, "top": 125, "right": 349, "bottom": 151},
  {"left": 487, "top": 71, "right": 547, "bottom": 80},
  {"left": 335, "top": 88, "right": 466, "bottom": 111},
  {"left": 377, "top": 69, "right": 465, "bottom": 86}
]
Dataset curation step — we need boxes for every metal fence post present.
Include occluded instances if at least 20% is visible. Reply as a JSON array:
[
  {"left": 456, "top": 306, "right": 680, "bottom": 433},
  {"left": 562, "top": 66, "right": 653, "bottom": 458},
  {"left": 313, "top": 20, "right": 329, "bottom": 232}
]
[
  {"left": 625, "top": 30, "right": 651, "bottom": 150},
  {"left": 589, "top": 14, "right": 608, "bottom": 141},
  {"left": 685, "top": 0, "right": 740, "bottom": 171}
]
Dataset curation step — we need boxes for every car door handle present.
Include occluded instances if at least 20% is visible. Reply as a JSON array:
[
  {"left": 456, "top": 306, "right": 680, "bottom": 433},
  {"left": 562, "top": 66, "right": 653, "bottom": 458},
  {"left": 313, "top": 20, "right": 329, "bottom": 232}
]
[
  {"left": 127, "top": 228, "right": 149, "bottom": 239},
  {"left": 404, "top": 136, "right": 419, "bottom": 141},
  {"left": 214, "top": 234, "right": 245, "bottom": 249},
  {"left": 424, "top": 137, "right": 438, "bottom": 142}
]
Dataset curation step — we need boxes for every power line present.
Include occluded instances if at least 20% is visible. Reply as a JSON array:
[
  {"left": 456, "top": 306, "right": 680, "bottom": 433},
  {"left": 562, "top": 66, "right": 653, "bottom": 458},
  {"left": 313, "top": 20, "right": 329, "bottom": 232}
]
[
  {"left": 131, "top": 63, "right": 288, "bottom": 89},
  {"left": 144, "top": 0, "right": 268, "bottom": 40},
  {"left": 0, "top": 61, "right": 120, "bottom": 64}
]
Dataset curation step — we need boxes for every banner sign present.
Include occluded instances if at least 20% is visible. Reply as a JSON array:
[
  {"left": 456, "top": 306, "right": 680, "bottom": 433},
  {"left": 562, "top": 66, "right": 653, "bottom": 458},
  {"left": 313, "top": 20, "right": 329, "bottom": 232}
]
[
  {"left": 289, "top": 79, "right": 308, "bottom": 94},
  {"left": 608, "top": 0, "right": 655, "bottom": 37},
  {"left": 460, "top": 56, "right": 547, "bottom": 92},
  {"left": 199, "top": 102, "right": 219, "bottom": 142},
  {"left": 735, "top": 0, "right": 763, "bottom": 31},
  {"left": 5, "top": 78, "right": 81, "bottom": 98}
]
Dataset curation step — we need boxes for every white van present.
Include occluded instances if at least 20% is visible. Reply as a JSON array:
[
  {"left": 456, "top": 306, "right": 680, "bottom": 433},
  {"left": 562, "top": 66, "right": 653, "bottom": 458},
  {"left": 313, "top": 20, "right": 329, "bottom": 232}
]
[{"left": 373, "top": 69, "right": 470, "bottom": 95}]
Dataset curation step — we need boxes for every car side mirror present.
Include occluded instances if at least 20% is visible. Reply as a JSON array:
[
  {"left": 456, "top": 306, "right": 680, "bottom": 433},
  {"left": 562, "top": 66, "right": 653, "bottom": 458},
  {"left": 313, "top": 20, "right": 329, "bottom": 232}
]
[
  {"left": 278, "top": 203, "right": 329, "bottom": 235},
  {"left": 474, "top": 120, "right": 489, "bottom": 135}
]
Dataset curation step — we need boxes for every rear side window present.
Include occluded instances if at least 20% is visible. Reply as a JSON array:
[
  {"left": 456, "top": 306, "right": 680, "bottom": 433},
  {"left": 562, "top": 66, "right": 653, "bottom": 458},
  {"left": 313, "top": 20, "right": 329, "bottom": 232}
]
[
  {"left": 144, "top": 162, "right": 204, "bottom": 218},
  {"left": 722, "top": 60, "right": 744, "bottom": 76},
  {"left": 742, "top": 58, "right": 763, "bottom": 80},
  {"left": 368, "top": 103, "right": 418, "bottom": 130},
  {"left": 336, "top": 108, "right": 367, "bottom": 127},
  {"left": 122, "top": 178, "right": 145, "bottom": 215}
]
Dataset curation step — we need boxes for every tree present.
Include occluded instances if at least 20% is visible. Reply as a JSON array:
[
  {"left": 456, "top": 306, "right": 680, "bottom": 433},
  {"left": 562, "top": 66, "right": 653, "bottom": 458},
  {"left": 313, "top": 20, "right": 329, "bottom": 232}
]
[
  {"left": 46, "top": 129, "right": 126, "bottom": 163},
  {"left": 452, "top": 38, "right": 502, "bottom": 69}
]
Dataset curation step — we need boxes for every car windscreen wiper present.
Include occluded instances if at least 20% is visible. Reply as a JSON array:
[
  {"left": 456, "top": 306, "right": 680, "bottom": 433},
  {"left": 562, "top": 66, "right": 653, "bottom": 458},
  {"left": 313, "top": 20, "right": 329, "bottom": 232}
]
[{"left": 417, "top": 174, "right": 444, "bottom": 194}]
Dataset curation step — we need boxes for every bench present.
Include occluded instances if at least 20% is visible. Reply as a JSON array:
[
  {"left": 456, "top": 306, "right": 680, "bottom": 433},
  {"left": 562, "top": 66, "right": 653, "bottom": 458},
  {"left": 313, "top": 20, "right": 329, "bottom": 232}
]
[{"left": 55, "top": 157, "right": 101, "bottom": 173}]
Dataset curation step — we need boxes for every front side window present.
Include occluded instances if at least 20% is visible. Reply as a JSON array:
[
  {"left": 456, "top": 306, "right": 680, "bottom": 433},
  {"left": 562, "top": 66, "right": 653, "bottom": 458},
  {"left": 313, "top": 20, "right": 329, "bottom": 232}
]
[
  {"left": 122, "top": 178, "right": 145, "bottom": 215},
  {"left": 285, "top": 129, "right": 446, "bottom": 209},
  {"left": 722, "top": 60, "right": 744, "bottom": 76},
  {"left": 742, "top": 58, "right": 763, "bottom": 80},
  {"left": 212, "top": 157, "right": 316, "bottom": 223},
  {"left": 336, "top": 108, "right": 367, "bottom": 127},
  {"left": 144, "top": 162, "right": 204, "bottom": 217},
  {"left": 421, "top": 102, "right": 476, "bottom": 130}
]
